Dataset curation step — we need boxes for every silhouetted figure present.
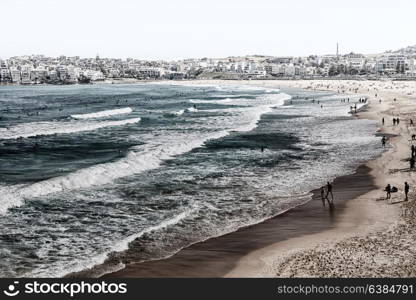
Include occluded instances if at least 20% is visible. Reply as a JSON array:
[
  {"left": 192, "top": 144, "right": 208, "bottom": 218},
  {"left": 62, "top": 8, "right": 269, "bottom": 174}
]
[
  {"left": 393, "top": 118, "right": 396, "bottom": 126},
  {"left": 385, "top": 184, "right": 391, "bottom": 200},
  {"left": 326, "top": 182, "right": 333, "bottom": 204},
  {"left": 381, "top": 136, "right": 387, "bottom": 147},
  {"left": 410, "top": 157, "right": 415, "bottom": 170},
  {"left": 405, "top": 182, "right": 410, "bottom": 201},
  {"left": 382, "top": 117, "right": 384, "bottom": 125},
  {"left": 411, "top": 119, "right": 414, "bottom": 126},
  {"left": 320, "top": 186, "right": 326, "bottom": 207}
]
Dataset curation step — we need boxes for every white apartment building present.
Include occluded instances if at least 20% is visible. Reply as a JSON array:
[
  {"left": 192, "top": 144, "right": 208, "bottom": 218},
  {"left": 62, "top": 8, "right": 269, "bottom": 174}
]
[
  {"left": 9, "top": 67, "right": 21, "bottom": 83},
  {"left": 344, "top": 53, "right": 366, "bottom": 70},
  {"left": 20, "top": 65, "right": 33, "bottom": 84},
  {"left": 284, "top": 64, "right": 296, "bottom": 76},
  {"left": 0, "top": 68, "right": 10, "bottom": 81},
  {"left": 376, "top": 54, "right": 407, "bottom": 73},
  {"left": 406, "top": 58, "right": 416, "bottom": 76}
]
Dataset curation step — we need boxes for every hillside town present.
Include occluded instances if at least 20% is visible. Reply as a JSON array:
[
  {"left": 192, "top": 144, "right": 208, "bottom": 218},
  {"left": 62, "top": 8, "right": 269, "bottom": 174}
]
[{"left": 1, "top": 45, "right": 416, "bottom": 84}]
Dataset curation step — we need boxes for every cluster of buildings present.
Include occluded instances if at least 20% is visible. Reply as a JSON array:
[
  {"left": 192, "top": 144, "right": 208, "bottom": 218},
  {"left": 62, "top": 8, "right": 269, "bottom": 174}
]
[
  {"left": 0, "top": 55, "right": 187, "bottom": 85},
  {"left": 1, "top": 45, "right": 416, "bottom": 84}
]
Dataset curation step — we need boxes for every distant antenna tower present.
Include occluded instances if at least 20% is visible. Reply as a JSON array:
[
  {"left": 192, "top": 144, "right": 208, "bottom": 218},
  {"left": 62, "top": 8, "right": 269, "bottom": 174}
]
[{"left": 336, "top": 43, "right": 339, "bottom": 57}]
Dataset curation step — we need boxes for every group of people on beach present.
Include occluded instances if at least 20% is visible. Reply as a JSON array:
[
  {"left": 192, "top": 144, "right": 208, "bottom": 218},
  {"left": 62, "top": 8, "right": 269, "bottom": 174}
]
[
  {"left": 385, "top": 182, "right": 410, "bottom": 201},
  {"left": 382, "top": 96, "right": 412, "bottom": 202}
]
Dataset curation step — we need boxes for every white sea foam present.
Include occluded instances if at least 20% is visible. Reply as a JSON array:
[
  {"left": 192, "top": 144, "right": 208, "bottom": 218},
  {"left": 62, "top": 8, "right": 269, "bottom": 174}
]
[
  {"left": 185, "top": 107, "right": 198, "bottom": 112},
  {"left": 71, "top": 107, "right": 133, "bottom": 119},
  {"left": 0, "top": 129, "right": 231, "bottom": 213},
  {"left": 31, "top": 206, "right": 198, "bottom": 277},
  {"left": 112, "top": 206, "right": 198, "bottom": 253},
  {"left": 0, "top": 93, "right": 290, "bottom": 213},
  {"left": 0, "top": 117, "right": 141, "bottom": 140},
  {"left": 190, "top": 98, "right": 233, "bottom": 105},
  {"left": 0, "top": 184, "right": 26, "bottom": 214}
]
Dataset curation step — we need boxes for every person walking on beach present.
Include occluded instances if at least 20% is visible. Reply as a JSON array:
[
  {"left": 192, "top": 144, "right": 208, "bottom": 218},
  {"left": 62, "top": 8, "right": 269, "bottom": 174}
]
[
  {"left": 381, "top": 136, "right": 387, "bottom": 148},
  {"left": 393, "top": 118, "right": 396, "bottom": 126},
  {"left": 382, "top": 117, "right": 384, "bottom": 126},
  {"left": 326, "top": 182, "right": 333, "bottom": 204},
  {"left": 385, "top": 184, "right": 391, "bottom": 200},
  {"left": 410, "top": 119, "right": 414, "bottom": 126},
  {"left": 412, "top": 145, "right": 416, "bottom": 158},
  {"left": 320, "top": 186, "right": 326, "bottom": 207},
  {"left": 405, "top": 182, "right": 410, "bottom": 201}
]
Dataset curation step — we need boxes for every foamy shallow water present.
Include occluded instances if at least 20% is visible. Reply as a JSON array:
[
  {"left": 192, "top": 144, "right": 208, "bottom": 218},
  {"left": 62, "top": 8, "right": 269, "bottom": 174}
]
[{"left": 0, "top": 84, "right": 381, "bottom": 277}]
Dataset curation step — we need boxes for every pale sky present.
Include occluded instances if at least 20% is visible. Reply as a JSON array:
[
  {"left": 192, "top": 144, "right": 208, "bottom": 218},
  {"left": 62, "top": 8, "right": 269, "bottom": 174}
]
[{"left": 1, "top": 0, "right": 415, "bottom": 60}]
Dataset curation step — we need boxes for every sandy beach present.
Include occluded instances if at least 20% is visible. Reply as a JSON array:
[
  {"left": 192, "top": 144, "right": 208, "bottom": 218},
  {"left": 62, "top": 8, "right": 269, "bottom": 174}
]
[
  {"left": 226, "top": 79, "right": 416, "bottom": 277},
  {"left": 99, "top": 79, "right": 416, "bottom": 278}
]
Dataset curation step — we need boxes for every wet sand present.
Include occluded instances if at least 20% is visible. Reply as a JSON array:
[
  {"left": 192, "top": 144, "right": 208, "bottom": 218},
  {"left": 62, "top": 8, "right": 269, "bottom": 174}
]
[{"left": 105, "top": 165, "right": 375, "bottom": 278}]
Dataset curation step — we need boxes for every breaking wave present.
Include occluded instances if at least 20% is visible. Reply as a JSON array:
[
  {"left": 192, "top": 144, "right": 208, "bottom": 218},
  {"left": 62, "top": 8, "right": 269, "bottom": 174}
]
[
  {"left": 0, "top": 118, "right": 141, "bottom": 140},
  {"left": 71, "top": 107, "right": 133, "bottom": 119}
]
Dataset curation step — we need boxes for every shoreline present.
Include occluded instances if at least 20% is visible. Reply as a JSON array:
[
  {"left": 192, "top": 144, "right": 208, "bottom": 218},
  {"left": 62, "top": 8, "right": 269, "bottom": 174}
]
[
  {"left": 104, "top": 164, "right": 383, "bottom": 278},
  {"left": 228, "top": 79, "right": 414, "bottom": 277},
  {"left": 96, "top": 79, "right": 407, "bottom": 278}
]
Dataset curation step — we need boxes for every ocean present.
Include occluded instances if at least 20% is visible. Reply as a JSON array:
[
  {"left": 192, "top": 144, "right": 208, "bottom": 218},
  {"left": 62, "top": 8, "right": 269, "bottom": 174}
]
[{"left": 0, "top": 82, "right": 382, "bottom": 277}]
